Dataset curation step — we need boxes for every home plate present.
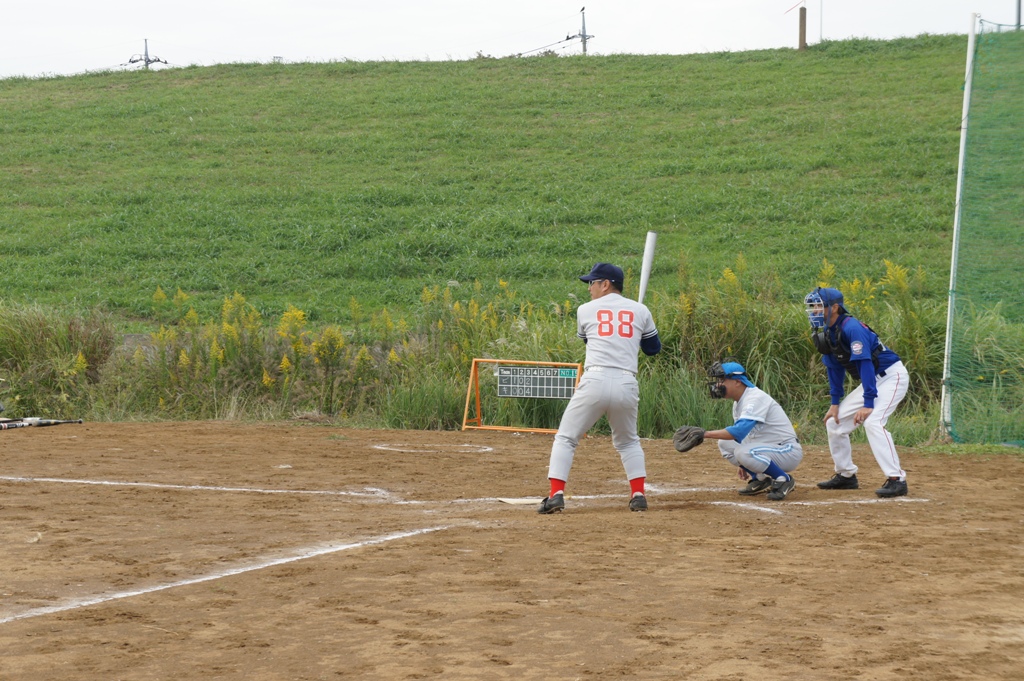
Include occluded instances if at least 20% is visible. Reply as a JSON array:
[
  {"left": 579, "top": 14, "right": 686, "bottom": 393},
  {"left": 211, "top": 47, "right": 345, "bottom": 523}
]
[{"left": 497, "top": 497, "right": 545, "bottom": 505}]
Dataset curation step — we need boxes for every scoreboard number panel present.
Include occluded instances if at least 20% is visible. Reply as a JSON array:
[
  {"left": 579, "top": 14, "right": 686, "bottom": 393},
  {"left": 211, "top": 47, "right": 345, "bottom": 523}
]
[{"left": 497, "top": 366, "right": 578, "bottom": 399}]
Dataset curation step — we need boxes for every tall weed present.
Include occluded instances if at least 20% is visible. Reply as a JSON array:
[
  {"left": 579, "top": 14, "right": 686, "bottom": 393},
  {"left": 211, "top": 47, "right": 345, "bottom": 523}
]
[
  {"left": 0, "top": 304, "right": 115, "bottom": 418},
  {"left": 1, "top": 260, "right": 1018, "bottom": 446}
]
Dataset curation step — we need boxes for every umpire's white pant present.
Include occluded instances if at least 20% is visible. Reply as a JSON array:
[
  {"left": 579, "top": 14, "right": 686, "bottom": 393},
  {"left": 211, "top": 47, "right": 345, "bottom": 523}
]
[
  {"left": 547, "top": 369, "right": 646, "bottom": 482},
  {"left": 718, "top": 440, "right": 803, "bottom": 475},
  {"left": 826, "top": 361, "right": 909, "bottom": 480}
]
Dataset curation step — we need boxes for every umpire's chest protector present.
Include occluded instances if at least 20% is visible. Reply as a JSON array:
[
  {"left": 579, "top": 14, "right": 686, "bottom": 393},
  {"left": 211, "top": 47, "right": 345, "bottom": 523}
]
[{"left": 812, "top": 316, "right": 881, "bottom": 379}]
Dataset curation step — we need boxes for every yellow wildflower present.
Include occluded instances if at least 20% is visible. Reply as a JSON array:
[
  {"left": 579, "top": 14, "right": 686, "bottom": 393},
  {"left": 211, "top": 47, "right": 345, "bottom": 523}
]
[
  {"left": 881, "top": 260, "right": 910, "bottom": 296},
  {"left": 172, "top": 288, "right": 190, "bottom": 308},
  {"left": 678, "top": 291, "right": 694, "bottom": 317},
  {"left": 349, "top": 297, "right": 364, "bottom": 324},
  {"left": 817, "top": 259, "right": 836, "bottom": 287},
  {"left": 210, "top": 338, "right": 225, "bottom": 363},
  {"left": 240, "top": 306, "right": 262, "bottom": 335},
  {"left": 72, "top": 351, "right": 88, "bottom": 376},
  {"left": 222, "top": 321, "right": 240, "bottom": 345},
  {"left": 222, "top": 292, "right": 247, "bottom": 324},
  {"left": 355, "top": 345, "right": 373, "bottom": 370},
  {"left": 313, "top": 326, "right": 347, "bottom": 366},
  {"left": 277, "top": 306, "right": 306, "bottom": 337}
]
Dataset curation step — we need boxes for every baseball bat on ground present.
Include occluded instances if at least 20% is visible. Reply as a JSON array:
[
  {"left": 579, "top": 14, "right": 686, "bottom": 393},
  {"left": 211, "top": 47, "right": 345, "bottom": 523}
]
[
  {"left": 637, "top": 231, "right": 658, "bottom": 304},
  {"left": 0, "top": 418, "right": 84, "bottom": 430}
]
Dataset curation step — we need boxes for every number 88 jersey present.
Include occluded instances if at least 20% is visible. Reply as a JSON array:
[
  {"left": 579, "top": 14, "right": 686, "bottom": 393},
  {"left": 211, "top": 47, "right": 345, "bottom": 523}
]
[{"left": 576, "top": 293, "right": 658, "bottom": 375}]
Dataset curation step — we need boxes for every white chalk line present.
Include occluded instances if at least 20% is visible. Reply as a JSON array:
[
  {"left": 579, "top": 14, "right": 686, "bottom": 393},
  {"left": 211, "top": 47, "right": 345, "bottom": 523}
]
[
  {"left": 705, "top": 501, "right": 785, "bottom": 515},
  {"left": 481, "top": 494, "right": 783, "bottom": 515},
  {"left": 646, "top": 483, "right": 735, "bottom": 493},
  {"left": 480, "top": 489, "right": 930, "bottom": 516},
  {"left": 0, "top": 476, "right": 391, "bottom": 499},
  {"left": 1, "top": 477, "right": 930, "bottom": 513},
  {"left": 0, "top": 477, "right": 650, "bottom": 507},
  {"left": 0, "top": 526, "right": 451, "bottom": 626},
  {"left": 789, "top": 498, "right": 931, "bottom": 507},
  {"left": 372, "top": 443, "right": 494, "bottom": 453}
]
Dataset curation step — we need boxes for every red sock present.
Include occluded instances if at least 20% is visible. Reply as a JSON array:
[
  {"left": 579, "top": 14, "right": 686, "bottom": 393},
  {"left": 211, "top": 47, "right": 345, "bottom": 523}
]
[
  {"left": 549, "top": 478, "right": 566, "bottom": 497},
  {"left": 629, "top": 477, "right": 645, "bottom": 496}
]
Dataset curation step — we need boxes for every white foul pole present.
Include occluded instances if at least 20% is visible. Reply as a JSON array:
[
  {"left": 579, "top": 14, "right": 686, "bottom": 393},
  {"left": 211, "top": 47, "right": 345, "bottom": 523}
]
[
  {"left": 940, "top": 14, "right": 979, "bottom": 436},
  {"left": 637, "top": 231, "right": 657, "bottom": 304}
]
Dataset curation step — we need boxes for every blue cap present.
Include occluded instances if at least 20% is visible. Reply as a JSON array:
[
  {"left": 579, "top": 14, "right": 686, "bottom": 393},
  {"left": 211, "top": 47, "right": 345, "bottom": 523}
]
[
  {"left": 579, "top": 262, "right": 624, "bottom": 285},
  {"left": 810, "top": 287, "right": 847, "bottom": 312},
  {"left": 720, "top": 361, "right": 756, "bottom": 388}
]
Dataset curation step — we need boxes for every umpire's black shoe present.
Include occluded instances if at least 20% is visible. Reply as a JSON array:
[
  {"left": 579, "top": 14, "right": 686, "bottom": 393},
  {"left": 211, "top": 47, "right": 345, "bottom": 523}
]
[
  {"left": 875, "top": 478, "right": 908, "bottom": 498},
  {"left": 738, "top": 477, "right": 773, "bottom": 496},
  {"left": 537, "top": 494, "right": 564, "bottom": 514},
  {"left": 766, "top": 477, "right": 796, "bottom": 501},
  {"left": 629, "top": 493, "right": 648, "bottom": 512},
  {"left": 817, "top": 473, "right": 859, "bottom": 490}
]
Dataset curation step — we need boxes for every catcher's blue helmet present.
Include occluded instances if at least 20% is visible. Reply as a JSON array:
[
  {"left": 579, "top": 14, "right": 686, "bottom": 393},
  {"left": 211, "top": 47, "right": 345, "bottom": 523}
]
[
  {"left": 804, "top": 287, "right": 846, "bottom": 328},
  {"left": 707, "top": 359, "right": 755, "bottom": 398}
]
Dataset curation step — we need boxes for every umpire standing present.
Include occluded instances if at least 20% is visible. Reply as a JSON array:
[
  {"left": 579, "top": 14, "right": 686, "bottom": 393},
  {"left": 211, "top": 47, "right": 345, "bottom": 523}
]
[{"left": 804, "top": 287, "right": 910, "bottom": 497}]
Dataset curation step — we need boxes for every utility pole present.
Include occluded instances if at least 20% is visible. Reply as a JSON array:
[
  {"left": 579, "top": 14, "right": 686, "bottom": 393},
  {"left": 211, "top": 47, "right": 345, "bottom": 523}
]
[
  {"left": 128, "top": 39, "right": 167, "bottom": 70},
  {"left": 799, "top": 6, "right": 808, "bottom": 50},
  {"left": 567, "top": 7, "right": 594, "bottom": 55},
  {"left": 1017, "top": 0, "right": 1021, "bottom": 30},
  {"left": 785, "top": 1, "right": 808, "bottom": 49}
]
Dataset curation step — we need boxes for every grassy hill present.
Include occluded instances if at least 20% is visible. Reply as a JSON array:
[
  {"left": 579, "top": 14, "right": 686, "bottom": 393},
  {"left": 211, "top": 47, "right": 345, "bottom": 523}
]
[{"left": 0, "top": 35, "right": 966, "bottom": 325}]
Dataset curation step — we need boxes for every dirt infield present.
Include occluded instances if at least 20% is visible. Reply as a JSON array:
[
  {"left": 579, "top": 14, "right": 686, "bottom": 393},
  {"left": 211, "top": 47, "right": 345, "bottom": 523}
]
[{"left": 1, "top": 422, "right": 1022, "bottom": 680}]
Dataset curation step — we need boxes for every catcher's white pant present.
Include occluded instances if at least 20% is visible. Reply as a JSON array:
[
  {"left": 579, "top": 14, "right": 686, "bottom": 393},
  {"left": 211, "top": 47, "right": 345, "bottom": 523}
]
[
  {"left": 718, "top": 440, "right": 803, "bottom": 475},
  {"left": 547, "top": 368, "right": 645, "bottom": 482},
  {"left": 826, "top": 361, "right": 909, "bottom": 480}
]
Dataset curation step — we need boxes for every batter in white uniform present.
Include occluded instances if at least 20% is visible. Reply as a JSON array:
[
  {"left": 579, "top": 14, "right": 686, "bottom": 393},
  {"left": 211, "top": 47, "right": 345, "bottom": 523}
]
[{"left": 538, "top": 262, "right": 661, "bottom": 514}]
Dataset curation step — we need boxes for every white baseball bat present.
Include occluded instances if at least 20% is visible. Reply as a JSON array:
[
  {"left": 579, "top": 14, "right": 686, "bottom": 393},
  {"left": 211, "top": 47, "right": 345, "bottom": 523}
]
[{"left": 637, "top": 231, "right": 657, "bottom": 304}]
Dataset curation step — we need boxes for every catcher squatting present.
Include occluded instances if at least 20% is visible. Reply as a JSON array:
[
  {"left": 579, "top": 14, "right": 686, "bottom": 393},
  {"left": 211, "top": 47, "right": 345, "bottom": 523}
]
[
  {"left": 538, "top": 269, "right": 910, "bottom": 514},
  {"left": 673, "top": 361, "right": 803, "bottom": 501}
]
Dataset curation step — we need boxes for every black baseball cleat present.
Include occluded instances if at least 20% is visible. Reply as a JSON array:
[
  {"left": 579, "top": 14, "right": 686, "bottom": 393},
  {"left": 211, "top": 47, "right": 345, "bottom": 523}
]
[
  {"left": 537, "top": 494, "right": 565, "bottom": 514},
  {"left": 816, "top": 473, "right": 859, "bottom": 490},
  {"left": 738, "top": 477, "right": 773, "bottom": 496},
  {"left": 629, "top": 494, "right": 648, "bottom": 512},
  {"left": 766, "top": 477, "right": 797, "bottom": 501},
  {"left": 875, "top": 478, "right": 908, "bottom": 498}
]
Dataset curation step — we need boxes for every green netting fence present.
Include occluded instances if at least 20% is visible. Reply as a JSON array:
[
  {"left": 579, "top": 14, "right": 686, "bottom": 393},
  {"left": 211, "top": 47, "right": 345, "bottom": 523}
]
[{"left": 944, "top": 21, "right": 1024, "bottom": 444}]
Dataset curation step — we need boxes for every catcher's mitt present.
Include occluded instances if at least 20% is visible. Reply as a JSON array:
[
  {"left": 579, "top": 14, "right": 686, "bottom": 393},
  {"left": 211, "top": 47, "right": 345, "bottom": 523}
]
[{"left": 673, "top": 425, "right": 705, "bottom": 452}]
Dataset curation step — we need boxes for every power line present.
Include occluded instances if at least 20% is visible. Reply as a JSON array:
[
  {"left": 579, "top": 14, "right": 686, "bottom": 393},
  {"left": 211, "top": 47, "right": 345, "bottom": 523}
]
[{"left": 516, "top": 36, "right": 579, "bottom": 57}]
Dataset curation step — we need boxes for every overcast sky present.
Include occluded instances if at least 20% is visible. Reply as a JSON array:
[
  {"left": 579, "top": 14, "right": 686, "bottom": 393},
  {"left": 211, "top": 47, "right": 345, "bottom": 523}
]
[{"left": 0, "top": 1, "right": 1018, "bottom": 79}]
